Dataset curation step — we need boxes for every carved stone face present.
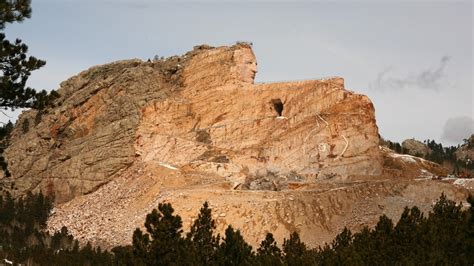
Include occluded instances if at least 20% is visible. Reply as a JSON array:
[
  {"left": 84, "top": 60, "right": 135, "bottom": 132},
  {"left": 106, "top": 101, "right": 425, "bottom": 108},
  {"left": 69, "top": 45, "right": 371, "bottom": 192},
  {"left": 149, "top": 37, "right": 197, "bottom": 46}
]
[{"left": 234, "top": 48, "right": 257, "bottom": 83}]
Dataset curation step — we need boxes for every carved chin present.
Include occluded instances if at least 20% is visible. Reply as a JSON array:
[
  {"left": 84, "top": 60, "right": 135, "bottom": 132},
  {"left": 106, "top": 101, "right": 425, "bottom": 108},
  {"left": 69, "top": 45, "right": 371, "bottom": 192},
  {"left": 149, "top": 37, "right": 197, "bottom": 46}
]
[
  {"left": 250, "top": 72, "right": 256, "bottom": 82},
  {"left": 240, "top": 70, "right": 256, "bottom": 83},
  {"left": 245, "top": 73, "right": 256, "bottom": 83}
]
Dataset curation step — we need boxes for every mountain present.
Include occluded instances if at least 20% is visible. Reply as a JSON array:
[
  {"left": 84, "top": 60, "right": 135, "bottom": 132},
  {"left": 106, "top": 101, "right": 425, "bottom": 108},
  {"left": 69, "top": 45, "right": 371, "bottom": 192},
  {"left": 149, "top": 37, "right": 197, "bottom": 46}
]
[{"left": 1, "top": 43, "right": 471, "bottom": 248}]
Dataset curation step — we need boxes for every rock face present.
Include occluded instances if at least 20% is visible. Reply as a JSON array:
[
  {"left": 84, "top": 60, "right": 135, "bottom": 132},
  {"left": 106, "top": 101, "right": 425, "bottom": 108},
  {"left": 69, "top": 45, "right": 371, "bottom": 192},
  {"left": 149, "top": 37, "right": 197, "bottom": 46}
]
[
  {"left": 380, "top": 146, "right": 448, "bottom": 178},
  {"left": 402, "top": 139, "right": 431, "bottom": 157},
  {"left": 4, "top": 59, "right": 175, "bottom": 202},
  {"left": 455, "top": 134, "right": 474, "bottom": 177},
  {"left": 3, "top": 43, "right": 381, "bottom": 202},
  {"left": 455, "top": 134, "right": 474, "bottom": 163},
  {"left": 2, "top": 43, "right": 469, "bottom": 249}
]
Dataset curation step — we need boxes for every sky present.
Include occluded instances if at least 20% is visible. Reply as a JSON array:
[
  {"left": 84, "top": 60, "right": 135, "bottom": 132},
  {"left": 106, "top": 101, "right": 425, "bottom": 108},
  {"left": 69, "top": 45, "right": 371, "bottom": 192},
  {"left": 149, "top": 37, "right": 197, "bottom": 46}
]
[{"left": 2, "top": 0, "right": 473, "bottom": 146}]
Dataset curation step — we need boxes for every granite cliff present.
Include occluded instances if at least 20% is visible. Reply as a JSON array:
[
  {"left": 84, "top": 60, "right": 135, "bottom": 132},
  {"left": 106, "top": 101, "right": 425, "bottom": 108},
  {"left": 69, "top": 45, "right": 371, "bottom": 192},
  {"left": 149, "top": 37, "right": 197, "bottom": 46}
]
[
  {"left": 1, "top": 43, "right": 470, "bottom": 248},
  {"left": 3, "top": 43, "right": 381, "bottom": 202}
]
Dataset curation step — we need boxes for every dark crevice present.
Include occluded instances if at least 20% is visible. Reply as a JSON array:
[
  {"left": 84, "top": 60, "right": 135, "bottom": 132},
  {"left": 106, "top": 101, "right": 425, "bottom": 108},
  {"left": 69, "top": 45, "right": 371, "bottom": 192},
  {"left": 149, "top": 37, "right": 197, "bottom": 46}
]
[{"left": 271, "top": 99, "right": 284, "bottom": 116}]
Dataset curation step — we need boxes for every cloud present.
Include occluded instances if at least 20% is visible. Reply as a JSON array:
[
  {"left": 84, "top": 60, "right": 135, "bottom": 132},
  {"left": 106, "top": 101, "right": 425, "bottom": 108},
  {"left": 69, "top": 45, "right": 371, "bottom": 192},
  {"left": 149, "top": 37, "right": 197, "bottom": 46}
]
[
  {"left": 369, "top": 56, "right": 450, "bottom": 91},
  {"left": 441, "top": 116, "right": 474, "bottom": 144}
]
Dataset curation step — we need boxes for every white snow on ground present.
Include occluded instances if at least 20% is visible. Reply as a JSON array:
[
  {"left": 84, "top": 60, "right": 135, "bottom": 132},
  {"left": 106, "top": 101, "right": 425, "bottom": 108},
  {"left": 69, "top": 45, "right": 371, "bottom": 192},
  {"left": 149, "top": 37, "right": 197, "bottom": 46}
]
[
  {"left": 415, "top": 177, "right": 432, "bottom": 181},
  {"left": 443, "top": 177, "right": 457, "bottom": 181},
  {"left": 453, "top": 178, "right": 474, "bottom": 190},
  {"left": 415, "top": 169, "right": 434, "bottom": 180},
  {"left": 454, "top": 179, "right": 467, "bottom": 185},
  {"left": 158, "top": 162, "right": 178, "bottom": 170},
  {"left": 420, "top": 169, "right": 433, "bottom": 175},
  {"left": 390, "top": 153, "right": 417, "bottom": 163}
]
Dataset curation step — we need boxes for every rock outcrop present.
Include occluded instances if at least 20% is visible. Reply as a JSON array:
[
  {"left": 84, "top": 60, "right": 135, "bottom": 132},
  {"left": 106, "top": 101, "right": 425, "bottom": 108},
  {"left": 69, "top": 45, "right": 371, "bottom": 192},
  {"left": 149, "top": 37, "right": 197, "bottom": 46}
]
[
  {"left": 1, "top": 43, "right": 470, "bottom": 249},
  {"left": 402, "top": 139, "right": 431, "bottom": 157},
  {"left": 3, "top": 59, "right": 174, "bottom": 202},
  {"left": 454, "top": 134, "right": 474, "bottom": 177},
  {"left": 3, "top": 43, "right": 381, "bottom": 202},
  {"left": 380, "top": 146, "right": 448, "bottom": 178},
  {"left": 455, "top": 134, "right": 474, "bottom": 163}
]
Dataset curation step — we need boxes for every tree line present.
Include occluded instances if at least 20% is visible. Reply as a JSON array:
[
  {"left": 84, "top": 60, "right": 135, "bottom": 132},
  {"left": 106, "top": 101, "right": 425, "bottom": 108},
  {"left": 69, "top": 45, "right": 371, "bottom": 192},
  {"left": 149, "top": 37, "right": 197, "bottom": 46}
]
[
  {"left": 0, "top": 0, "right": 59, "bottom": 180},
  {"left": 382, "top": 137, "right": 473, "bottom": 176},
  {"left": 1, "top": 191, "right": 473, "bottom": 265}
]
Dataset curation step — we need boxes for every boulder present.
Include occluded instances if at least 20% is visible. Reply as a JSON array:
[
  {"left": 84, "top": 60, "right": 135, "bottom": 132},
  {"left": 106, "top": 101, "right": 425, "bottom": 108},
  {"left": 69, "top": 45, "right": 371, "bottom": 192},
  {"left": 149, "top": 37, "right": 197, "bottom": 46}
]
[{"left": 402, "top": 139, "right": 431, "bottom": 157}]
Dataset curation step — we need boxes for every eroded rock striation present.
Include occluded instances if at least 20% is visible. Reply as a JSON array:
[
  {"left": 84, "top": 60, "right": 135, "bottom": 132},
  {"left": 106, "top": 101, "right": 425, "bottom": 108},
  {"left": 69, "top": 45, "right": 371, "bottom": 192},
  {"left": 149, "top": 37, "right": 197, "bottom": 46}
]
[{"left": 4, "top": 43, "right": 381, "bottom": 202}]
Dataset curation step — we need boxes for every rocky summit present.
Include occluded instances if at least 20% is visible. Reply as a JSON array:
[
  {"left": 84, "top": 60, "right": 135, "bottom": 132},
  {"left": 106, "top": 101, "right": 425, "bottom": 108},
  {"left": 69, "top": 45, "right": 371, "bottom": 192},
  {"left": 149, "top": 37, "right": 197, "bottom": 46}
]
[{"left": 2, "top": 43, "right": 471, "bottom": 248}]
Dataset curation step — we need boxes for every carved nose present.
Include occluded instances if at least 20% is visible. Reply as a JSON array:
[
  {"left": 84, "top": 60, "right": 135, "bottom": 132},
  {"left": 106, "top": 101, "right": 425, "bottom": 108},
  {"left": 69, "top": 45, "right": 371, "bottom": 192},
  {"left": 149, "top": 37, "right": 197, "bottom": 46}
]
[{"left": 250, "top": 63, "right": 257, "bottom": 72}]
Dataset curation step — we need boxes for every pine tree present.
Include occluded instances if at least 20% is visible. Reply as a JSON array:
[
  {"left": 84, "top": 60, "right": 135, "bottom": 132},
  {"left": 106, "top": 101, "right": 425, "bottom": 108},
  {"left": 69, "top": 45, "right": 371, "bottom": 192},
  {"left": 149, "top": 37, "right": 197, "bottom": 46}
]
[
  {"left": 466, "top": 194, "right": 474, "bottom": 264},
  {"left": 111, "top": 245, "right": 135, "bottom": 266},
  {"left": 282, "top": 231, "right": 312, "bottom": 265},
  {"left": 424, "top": 193, "right": 469, "bottom": 264},
  {"left": 331, "top": 227, "right": 359, "bottom": 265},
  {"left": 218, "top": 225, "right": 254, "bottom": 266},
  {"left": 393, "top": 206, "right": 426, "bottom": 264},
  {"left": 0, "top": 0, "right": 60, "bottom": 179},
  {"left": 315, "top": 243, "right": 335, "bottom": 265},
  {"left": 186, "top": 201, "right": 219, "bottom": 265},
  {"left": 331, "top": 227, "right": 352, "bottom": 251},
  {"left": 132, "top": 202, "right": 191, "bottom": 265},
  {"left": 371, "top": 214, "right": 394, "bottom": 264},
  {"left": 131, "top": 228, "right": 149, "bottom": 266},
  {"left": 0, "top": 191, "right": 14, "bottom": 224},
  {"left": 351, "top": 226, "right": 374, "bottom": 264},
  {"left": 0, "top": 0, "right": 31, "bottom": 29},
  {"left": 256, "top": 233, "right": 283, "bottom": 265},
  {"left": 0, "top": 0, "right": 59, "bottom": 111}
]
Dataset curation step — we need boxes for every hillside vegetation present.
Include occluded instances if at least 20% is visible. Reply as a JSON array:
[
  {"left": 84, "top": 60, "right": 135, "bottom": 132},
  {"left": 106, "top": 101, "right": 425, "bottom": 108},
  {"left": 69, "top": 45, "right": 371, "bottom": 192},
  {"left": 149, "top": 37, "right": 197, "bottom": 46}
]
[{"left": 1, "top": 192, "right": 473, "bottom": 265}]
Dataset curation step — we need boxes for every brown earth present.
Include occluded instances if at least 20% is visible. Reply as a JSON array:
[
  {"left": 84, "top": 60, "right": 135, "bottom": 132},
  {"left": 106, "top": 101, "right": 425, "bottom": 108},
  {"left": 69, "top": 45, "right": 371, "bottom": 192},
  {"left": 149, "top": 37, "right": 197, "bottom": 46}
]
[{"left": 46, "top": 157, "right": 470, "bottom": 249}]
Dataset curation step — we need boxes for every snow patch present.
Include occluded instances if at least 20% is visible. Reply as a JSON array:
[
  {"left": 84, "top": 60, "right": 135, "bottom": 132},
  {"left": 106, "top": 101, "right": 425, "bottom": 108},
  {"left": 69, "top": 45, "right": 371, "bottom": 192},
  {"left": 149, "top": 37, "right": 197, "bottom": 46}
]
[
  {"left": 390, "top": 153, "right": 417, "bottom": 163},
  {"left": 414, "top": 177, "right": 431, "bottom": 181},
  {"left": 417, "top": 169, "right": 433, "bottom": 179},
  {"left": 453, "top": 178, "right": 474, "bottom": 190},
  {"left": 158, "top": 162, "right": 178, "bottom": 170},
  {"left": 454, "top": 178, "right": 471, "bottom": 185}
]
